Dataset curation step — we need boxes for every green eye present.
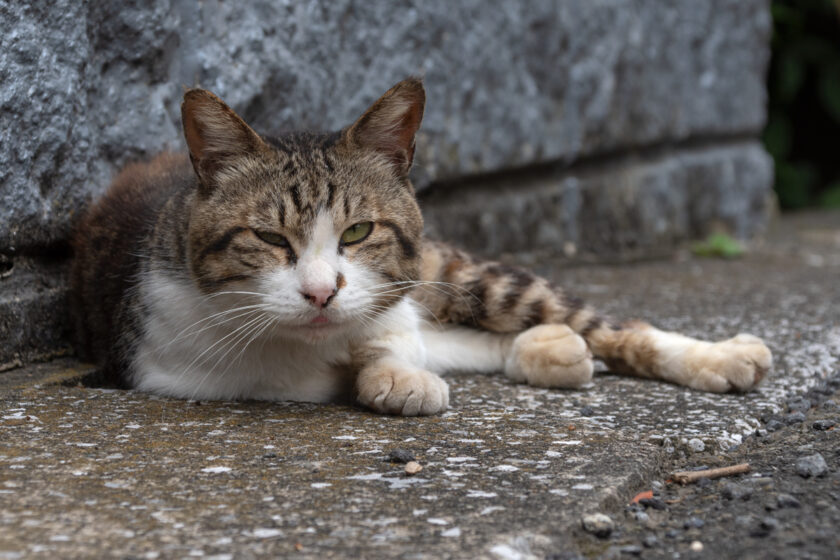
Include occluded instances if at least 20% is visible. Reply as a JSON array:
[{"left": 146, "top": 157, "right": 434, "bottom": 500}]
[
  {"left": 255, "top": 230, "right": 289, "bottom": 247},
  {"left": 340, "top": 222, "right": 373, "bottom": 245}
]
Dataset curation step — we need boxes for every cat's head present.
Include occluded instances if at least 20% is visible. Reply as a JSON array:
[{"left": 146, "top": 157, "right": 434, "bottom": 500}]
[{"left": 180, "top": 79, "right": 425, "bottom": 342}]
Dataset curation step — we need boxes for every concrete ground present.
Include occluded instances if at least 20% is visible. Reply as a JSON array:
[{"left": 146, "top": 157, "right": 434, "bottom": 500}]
[{"left": 1, "top": 212, "right": 838, "bottom": 559}]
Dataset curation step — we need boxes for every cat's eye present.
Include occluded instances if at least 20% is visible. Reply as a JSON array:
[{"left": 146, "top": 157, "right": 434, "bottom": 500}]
[
  {"left": 255, "top": 230, "right": 289, "bottom": 247},
  {"left": 340, "top": 222, "right": 373, "bottom": 245}
]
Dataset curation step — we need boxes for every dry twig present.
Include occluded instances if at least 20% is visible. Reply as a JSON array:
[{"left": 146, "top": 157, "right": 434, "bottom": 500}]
[{"left": 671, "top": 463, "right": 750, "bottom": 484}]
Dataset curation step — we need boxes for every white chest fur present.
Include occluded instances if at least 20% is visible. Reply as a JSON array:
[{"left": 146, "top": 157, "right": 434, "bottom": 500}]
[{"left": 131, "top": 271, "right": 425, "bottom": 402}]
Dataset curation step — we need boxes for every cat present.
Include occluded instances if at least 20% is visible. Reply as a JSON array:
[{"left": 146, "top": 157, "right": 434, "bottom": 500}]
[{"left": 70, "top": 78, "right": 773, "bottom": 416}]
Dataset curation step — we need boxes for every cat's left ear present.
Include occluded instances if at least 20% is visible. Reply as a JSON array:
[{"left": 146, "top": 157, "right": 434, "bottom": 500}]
[
  {"left": 343, "top": 78, "right": 425, "bottom": 177},
  {"left": 181, "top": 89, "right": 269, "bottom": 193}
]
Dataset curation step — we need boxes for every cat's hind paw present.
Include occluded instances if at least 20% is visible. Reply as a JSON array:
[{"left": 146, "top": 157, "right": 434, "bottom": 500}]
[
  {"left": 684, "top": 333, "right": 772, "bottom": 393},
  {"left": 505, "top": 324, "right": 594, "bottom": 389},
  {"left": 356, "top": 359, "right": 449, "bottom": 416}
]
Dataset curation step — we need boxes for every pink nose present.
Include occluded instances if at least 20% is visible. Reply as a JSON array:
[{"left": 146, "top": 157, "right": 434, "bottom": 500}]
[{"left": 300, "top": 286, "right": 337, "bottom": 308}]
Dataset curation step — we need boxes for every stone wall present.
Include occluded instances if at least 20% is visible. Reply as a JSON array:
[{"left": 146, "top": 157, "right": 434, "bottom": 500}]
[{"left": 0, "top": 0, "right": 773, "bottom": 369}]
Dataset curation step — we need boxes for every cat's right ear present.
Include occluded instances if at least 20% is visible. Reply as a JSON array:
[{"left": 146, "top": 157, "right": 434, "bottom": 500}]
[
  {"left": 343, "top": 78, "right": 425, "bottom": 177},
  {"left": 181, "top": 89, "right": 268, "bottom": 193}
]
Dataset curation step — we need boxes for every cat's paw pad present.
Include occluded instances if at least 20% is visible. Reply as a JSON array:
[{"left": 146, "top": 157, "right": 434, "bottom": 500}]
[
  {"left": 505, "top": 324, "right": 594, "bottom": 388},
  {"left": 688, "top": 334, "right": 772, "bottom": 392},
  {"left": 356, "top": 360, "right": 449, "bottom": 416}
]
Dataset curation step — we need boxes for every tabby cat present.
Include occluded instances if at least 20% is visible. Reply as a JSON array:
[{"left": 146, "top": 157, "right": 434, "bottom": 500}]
[{"left": 71, "top": 79, "right": 773, "bottom": 415}]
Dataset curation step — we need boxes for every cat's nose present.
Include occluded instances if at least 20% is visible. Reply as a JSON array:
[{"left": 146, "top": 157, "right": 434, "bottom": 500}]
[{"left": 300, "top": 286, "right": 338, "bottom": 308}]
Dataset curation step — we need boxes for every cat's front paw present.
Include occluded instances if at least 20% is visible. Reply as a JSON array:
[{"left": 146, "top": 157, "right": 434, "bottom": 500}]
[
  {"left": 505, "top": 324, "right": 594, "bottom": 389},
  {"left": 356, "top": 360, "right": 449, "bottom": 416},
  {"left": 686, "top": 333, "right": 772, "bottom": 392}
]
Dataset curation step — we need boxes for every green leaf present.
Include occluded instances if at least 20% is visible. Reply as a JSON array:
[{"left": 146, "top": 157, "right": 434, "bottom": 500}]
[{"left": 692, "top": 233, "right": 745, "bottom": 259}]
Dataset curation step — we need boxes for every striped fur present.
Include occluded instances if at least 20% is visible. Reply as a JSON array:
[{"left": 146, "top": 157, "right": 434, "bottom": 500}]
[{"left": 71, "top": 79, "right": 772, "bottom": 414}]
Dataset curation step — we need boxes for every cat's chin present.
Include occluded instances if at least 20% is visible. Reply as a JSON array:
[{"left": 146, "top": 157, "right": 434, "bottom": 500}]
[{"left": 285, "top": 321, "right": 350, "bottom": 344}]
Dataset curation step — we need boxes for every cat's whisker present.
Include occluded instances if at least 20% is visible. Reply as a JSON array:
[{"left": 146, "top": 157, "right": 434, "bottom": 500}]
[
  {"left": 159, "top": 304, "right": 271, "bottom": 352},
  {"left": 189, "top": 314, "right": 276, "bottom": 400},
  {"left": 173, "top": 312, "right": 271, "bottom": 392}
]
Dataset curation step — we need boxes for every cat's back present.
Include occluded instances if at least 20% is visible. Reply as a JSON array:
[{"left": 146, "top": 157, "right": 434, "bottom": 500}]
[{"left": 71, "top": 152, "right": 194, "bottom": 378}]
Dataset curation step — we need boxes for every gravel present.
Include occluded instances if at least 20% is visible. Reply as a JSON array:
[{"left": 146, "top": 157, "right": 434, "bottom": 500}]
[
  {"left": 784, "top": 411, "right": 807, "bottom": 425},
  {"left": 722, "top": 482, "right": 753, "bottom": 501},
  {"left": 795, "top": 453, "right": 828, "bottom": 478},
  {"left": 811, "top": 419, "right": 836, "bottom": 431},
  {"left": 384, "top": 449, "right": 415, "bottom": 464},
  {"left": 581, "top": 513, "right": 614, "bottom": 538},
  {"left": 786, "top": 397, "right": 812, "bottom": 413},
  {"left": 776, "top": 493, "right": 802, "bottom": 509},
  {"left": 688, "top": 438, "right": 706, "bottom": 452},
  {"left": 602, "top": 380, "right": 840, "bottom": 559}
]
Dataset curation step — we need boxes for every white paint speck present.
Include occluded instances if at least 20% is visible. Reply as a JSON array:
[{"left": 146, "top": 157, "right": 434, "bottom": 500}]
[
  {"left": 490, "top": 465, "right": 519, "bottom": 472},
  {"left": 441, "top": 527, "right": 461, "bottom": 537},
  {"left": 467, "top": 491, "right": 498, "bottom": 498},
  {"left": 446, "top": 456, "right": 476, "bottom": 463},
  {"left": 333, "top": 435, "right": 357, "bottom": 440},
  {"left": 252, "top": 528, "right": 283, "bottom": 539},
  {"left": 427, "top": 518, "right": 448, "bottom": 525},
  {"left": 572, "top": 483, "right": 594, "bottom": 490},
  {"left": 201, "top": 466, "right": 231, "bottom": 474},
  {"left": 310, "top": 483, "right": 331, "bottom": 488},
  {"left": 480, "top": 506, "right": 505, "bottom": 515}
]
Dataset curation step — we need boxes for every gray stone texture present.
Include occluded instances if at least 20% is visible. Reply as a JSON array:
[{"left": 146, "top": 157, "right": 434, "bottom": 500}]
[
  {"left": 1, "top": 0, "right": 771, "bottom": 251},
  {"left": 421, "top": 141, "right": 775, "bottom": 259}
]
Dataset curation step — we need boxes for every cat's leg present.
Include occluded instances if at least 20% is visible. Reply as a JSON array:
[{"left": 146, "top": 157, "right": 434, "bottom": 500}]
[
  {"left": 584, "top": 321, "right": 772, "bottom": 392},
  {"left": 415, "top": 240, "right": 772, "bottom": 393},
  {"left": 353, "top": 300, "right": 449, "bottom": 416},
  {"left": 422, "top": 324, "right": 594, "bottom": 388}
]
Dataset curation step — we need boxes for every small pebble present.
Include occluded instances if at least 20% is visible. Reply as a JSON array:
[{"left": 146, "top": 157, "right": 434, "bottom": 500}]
[
  {"left": 690, "top": 541, "right": 704, "bottom": 552},
  {"left": 812, "top": 419, "right": 836, "bottom": 431},
  {"left": 385, "top": 449, "right": 415, "bottom": 464},
  {"left": 750, "top": 517, "right": 780, "bottom": 537},
  {"left": 580, "top": 405, "right": 594, "bottom": 417},
  {"left": 776, "top": 493, "right": 801, "bottom": 509},
  {"left": 581, "top": 513, "right": 614, "bottom": 538},
  {"left": 619, "top": 545, "right": 642, "bottom": 556},
  {"left": 633, "top": 511, "right": 649, "bottom": 523},
  {"left": 765, "top": 419, "right": 784, "bottom": 432},
  {"left": 683, "top": 517, "right": 704, "bottom": 529},
  {"left": 639, "top": 497, "right": 667, "bottom": 510},
  {"left": 404, "top": 461, "right": 423, "bottom": 475},
  {"left": 785, "top": 411, "right": 806, "bottom": 425},
  {"left": 650, "top": 480, "right": 664, "bottom": 492},
  {"left": 687, "top": 438, "right": 705, "bottom": 453},
  {"left": 735, "top": 515, "right": 754, "bottom": 527},
  {"left": 665, "top": 529, "right": 680, "bottom": 539},
  {"left": 787, "top": 396, "right": 811, "bottom": 413},
  {"left": 795, "top": 453, "right": 828, "bottom": 478},
  {"left": 696, "top": 477, "right": 712, "bottom": 488},
  {"left": 822, "top": 399, "right": 837, "bottom": 411},
  {"left": 722, "top": 482, "right": 752, "bottom": 501},
  {"left": 643, "top": 535, "right": 658, "bottom": 548}
]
